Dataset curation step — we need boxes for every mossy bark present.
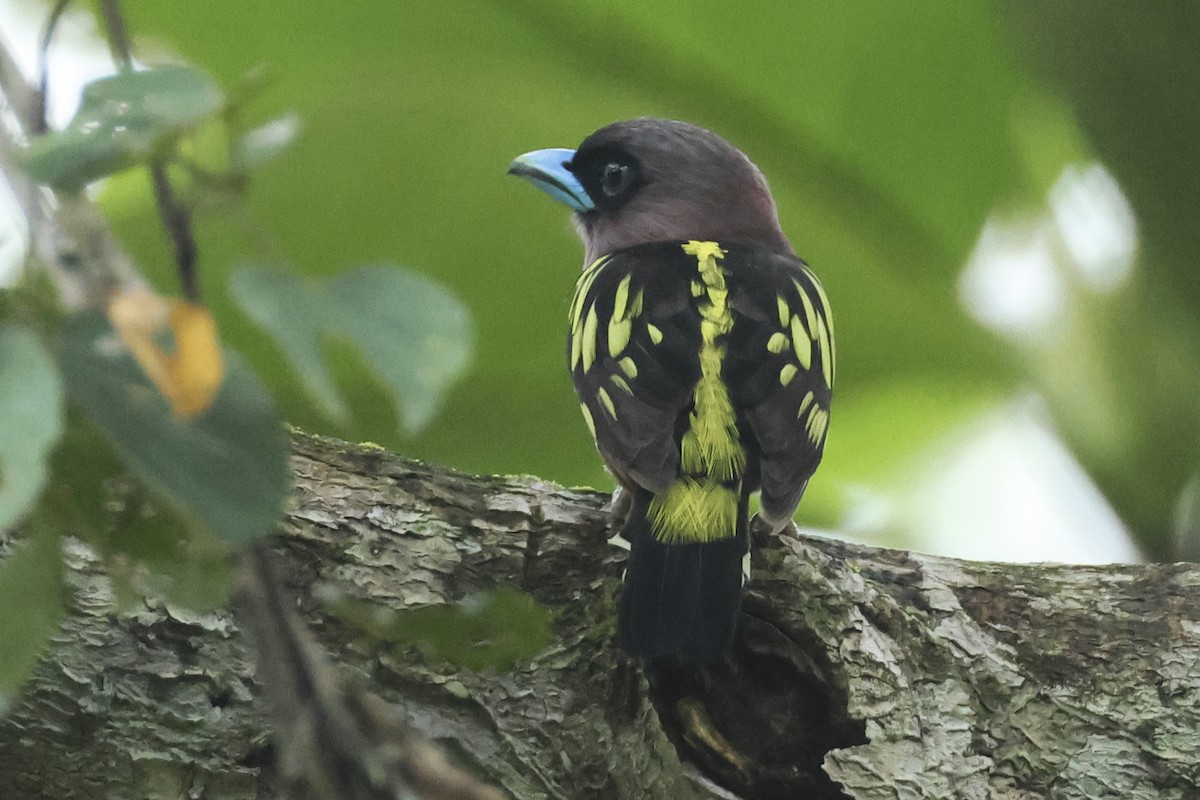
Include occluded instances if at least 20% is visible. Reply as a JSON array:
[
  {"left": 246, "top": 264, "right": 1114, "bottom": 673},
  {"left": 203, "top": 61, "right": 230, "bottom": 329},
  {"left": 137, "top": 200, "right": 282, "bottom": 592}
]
[{"left": 1, "top": 432, "right": 1197, "bottom": 799}]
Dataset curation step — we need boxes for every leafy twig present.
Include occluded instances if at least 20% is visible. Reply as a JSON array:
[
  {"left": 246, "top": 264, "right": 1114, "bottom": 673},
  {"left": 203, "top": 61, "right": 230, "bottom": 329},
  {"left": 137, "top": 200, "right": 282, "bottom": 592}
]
[{"left": 95, "top": 0, "right": 202, "bottom": 302}]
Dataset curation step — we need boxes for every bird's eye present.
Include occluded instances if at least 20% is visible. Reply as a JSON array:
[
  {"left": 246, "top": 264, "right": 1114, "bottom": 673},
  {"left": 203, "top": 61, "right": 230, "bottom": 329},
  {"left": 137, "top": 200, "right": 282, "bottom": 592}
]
[{"left": 601, "top": 162, "right": 634, "bottom": 197}]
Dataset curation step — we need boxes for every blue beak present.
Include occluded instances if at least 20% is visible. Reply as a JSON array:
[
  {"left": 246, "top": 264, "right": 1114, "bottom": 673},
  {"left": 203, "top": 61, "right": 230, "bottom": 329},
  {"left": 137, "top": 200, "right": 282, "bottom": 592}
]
[{"left": 508, "top": 148, "right": 595, "bottom": 213}]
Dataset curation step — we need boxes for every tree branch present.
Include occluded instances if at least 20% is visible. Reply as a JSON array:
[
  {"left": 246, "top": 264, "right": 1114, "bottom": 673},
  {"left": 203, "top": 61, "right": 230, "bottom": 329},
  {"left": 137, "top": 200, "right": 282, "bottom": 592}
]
[{"left": 1, "top": 432, "right": 1196, "bottom": 800}]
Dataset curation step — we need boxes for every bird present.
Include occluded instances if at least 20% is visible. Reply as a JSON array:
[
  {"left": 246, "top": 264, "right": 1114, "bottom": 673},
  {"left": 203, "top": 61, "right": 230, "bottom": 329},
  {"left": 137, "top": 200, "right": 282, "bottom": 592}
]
[{"left": 508, "top": 118, "right": 833, "bottom": 661}]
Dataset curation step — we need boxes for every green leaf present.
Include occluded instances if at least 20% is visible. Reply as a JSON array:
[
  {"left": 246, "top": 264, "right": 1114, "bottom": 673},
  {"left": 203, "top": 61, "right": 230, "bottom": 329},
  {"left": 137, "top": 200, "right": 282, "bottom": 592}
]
[
  {"left": 21, "top": 65, "right": 224, "bottom": 191},
  {"left": 0, "top": 325, "right": 64, "bottom": 531},
  {"left": 230, "top": 265, "right": 473, "bottom": 435},
  {"left": 337, "top": 587, "right": 552, "bottom": 672},
  {"left": 44, "top": 414, "right": 232, "bottom": 610},
  {"left": 0, "top": 524, "right": 64, "bottom": 713},
  {"left": 40, "top": 412, "right": 126, "bottom": 542},
  {"left": 59, "top": 310, "right": 288, "bottom": 547}
]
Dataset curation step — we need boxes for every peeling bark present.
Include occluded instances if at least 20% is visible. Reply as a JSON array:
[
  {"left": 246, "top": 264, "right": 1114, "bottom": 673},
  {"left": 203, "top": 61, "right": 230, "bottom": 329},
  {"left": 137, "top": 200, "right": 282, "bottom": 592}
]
[{"left": 1, "top": 432, "right": 1198, "bottom": 799}]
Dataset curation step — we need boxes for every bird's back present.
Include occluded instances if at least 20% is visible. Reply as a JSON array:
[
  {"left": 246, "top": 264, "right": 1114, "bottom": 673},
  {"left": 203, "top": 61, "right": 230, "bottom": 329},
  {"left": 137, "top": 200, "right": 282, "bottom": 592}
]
[{"left": 567, "top": 239, "right": 833, "bottom": 660}]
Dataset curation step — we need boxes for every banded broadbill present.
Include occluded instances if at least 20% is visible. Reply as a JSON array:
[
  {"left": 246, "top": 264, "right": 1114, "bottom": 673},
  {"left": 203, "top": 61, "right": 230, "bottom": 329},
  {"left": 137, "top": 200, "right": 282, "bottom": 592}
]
[{"left": 509, "top": 118, "right": 834, "bottom": 661}]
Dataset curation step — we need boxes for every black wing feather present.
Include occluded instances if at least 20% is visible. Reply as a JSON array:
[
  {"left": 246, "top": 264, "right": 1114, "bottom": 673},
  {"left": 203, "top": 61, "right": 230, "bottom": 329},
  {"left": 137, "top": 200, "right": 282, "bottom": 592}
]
[
  {"left": 568, "top": 242, "right": 832, "bottom": 527},
  {"left": 568, "top": 246, "right": 701, "bottom": 493},
  {"left": 724, "top": 245, "right": 833, "bottom": 527}
]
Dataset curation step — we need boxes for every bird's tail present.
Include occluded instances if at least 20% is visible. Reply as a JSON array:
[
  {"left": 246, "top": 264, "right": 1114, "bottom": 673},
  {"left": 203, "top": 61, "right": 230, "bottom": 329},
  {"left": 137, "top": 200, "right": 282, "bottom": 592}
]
[{"left": 617, "top": 485, "right": 747, "bottom": 662}]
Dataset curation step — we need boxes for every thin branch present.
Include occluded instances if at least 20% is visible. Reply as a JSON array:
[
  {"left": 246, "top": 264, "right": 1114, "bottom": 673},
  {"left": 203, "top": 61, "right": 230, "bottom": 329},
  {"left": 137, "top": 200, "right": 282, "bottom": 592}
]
[
  {"left": 235, "top": 544, "right": 507, "bottom": 800},
  {"left": 96, "top": 0, "right": 133, "bottom": 70},
  {"left": 149, "top": 161, "right": 200, "bottom": 301},
  {"left": 94, "top": 0, "right": 203, "bottom": 301},
  {"left": 34, "top": 0, "right": 73, "bottom": 135}
]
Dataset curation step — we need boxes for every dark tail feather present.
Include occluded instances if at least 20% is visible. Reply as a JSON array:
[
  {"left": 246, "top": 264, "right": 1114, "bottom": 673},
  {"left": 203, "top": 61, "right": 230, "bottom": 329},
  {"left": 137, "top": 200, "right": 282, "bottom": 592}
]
[{"left": 617, "top": 495, "right": 747, "bottom": 662}]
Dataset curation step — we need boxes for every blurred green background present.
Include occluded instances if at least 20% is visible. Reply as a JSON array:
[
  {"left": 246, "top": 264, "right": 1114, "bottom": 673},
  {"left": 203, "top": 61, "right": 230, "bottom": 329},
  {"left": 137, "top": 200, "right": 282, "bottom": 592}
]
[{"left": 5, "top": 0, "right": 1198, "bottom": 562}]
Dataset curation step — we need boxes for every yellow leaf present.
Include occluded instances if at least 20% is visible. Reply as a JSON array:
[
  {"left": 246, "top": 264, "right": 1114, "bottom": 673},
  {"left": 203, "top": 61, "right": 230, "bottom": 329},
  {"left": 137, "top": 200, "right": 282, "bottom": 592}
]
[
  {"left": 167, "top": 302, "right": 223, "bottom": 417},
  {"left": 106, "top": 290, "right": 224, "bottom": 418}
]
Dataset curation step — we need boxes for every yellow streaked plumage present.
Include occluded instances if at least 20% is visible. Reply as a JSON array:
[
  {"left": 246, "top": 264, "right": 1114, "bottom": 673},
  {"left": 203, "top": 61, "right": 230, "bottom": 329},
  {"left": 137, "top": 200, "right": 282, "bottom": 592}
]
[
  {"left": 580, "top": 402, "right": 596, "bottom": 437},
  {"left": 514, "top": 118, "right": 834, "bottom": 661},
  {"left": 598, "top": 386, "right": 616, "bottom": 418},
  {"left": 647, "top": 478, "right": 739, "bottom": 543},
  {"left": 805, "top": 268, "right": 836, "bottom": 383},
  {"left": 793, "top": 278, "right": 818, "bottom": 341},
  {"left": 608, "top": 317, "right": 631, "bottom": 358},
  {"left": 805, "top": 405, "right": 829, "bottom": 444},
  {"left": 790, "top": 314, "right": 812, "bottom": 369},
  {"left": 779, "top": 363, "right": 798, "bottom": 387},
  {"left": 570, "top": 318, "right": 583, "bottom": 370},
  {"left": 570, "top": 256, "right": 607, "bottom": 330},
  {"left": 581, "top": 303, "right": 599, "bottom": 373},
  {"left": 776, "top": 295, "right": 790, "bottom": 328},
  {"left": 797, "top": 389, "right": 814, "bottom": 418},
  {"left": 815, "top": 314, "right": 833, "bottom": 389},
  {"left": 612, "top": 273, "right": 632, "bottom": 321},
  {"left": 629, "top": 288, "right": 645, "bottom": 317},
  {"left": 675, "top": 242, "right": 745, "bottom": 488},
  {"left": 682, "top": 239, "right": 726, "bottom": 262}
]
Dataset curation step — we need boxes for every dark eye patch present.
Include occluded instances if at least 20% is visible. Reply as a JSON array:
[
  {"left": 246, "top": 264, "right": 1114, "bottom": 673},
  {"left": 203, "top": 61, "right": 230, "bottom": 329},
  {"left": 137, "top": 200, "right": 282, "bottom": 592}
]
[{"left": 568, "top": 144, "right": 643, "bottom": 211}]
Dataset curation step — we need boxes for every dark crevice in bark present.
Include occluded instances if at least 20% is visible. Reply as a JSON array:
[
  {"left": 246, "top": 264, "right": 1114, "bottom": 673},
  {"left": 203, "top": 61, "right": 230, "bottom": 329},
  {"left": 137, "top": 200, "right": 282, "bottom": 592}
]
[{"left": 646, "top": 598, "right": 867, "bottom": 799}]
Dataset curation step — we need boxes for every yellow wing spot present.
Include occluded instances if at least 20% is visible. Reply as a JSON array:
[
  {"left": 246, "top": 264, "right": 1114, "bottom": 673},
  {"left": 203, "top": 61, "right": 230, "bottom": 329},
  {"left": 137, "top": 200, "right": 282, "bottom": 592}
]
[
  {"left": 797, "top": 390, "right": 814, "bottom": 418},
  {"left": 108, "top": 290, "right": 224, "bottom": 419},
  {"left": 610, "top": 374, "right": 633, "bottom": 395},
  {"left": 805, "top": 267, "right": 834, "bottom": 329},
  {"left": 612, "top": 274, "right": 632, "bottom": 321},
  {"left": 608, "top": 316, "right": 631, "bottom": 359},
  {"left": 597, "top": 386, "right": 616, "bottom": 418},
  {"left": 779, "top": 363, "right": 798, "bottom": 387},
  {"left": 647, "top": 323, "right": 663, "bottom": 344},
  {"left": 630, "top": 288, "right": 645, "bottom": 318},
  {"left": 570, "top": 255, "right": 607, "bottom": 329},
  {"left": 816, "top": 314, "right": 833, "bottom": 389},
  {"left": 803, "top": 268, "right": 835, "bottom": 383},
  {"left": 619, "top": 357, "right": 638, "bottom": 379},
  {"left": 776, "top": 295, "right": 790, "bottom": 328},
  {"left": 793, "top": 278, "right": 818, "bottom": 340},
  {"left": 570, "top": 256, "right": 610, "bottom": 371},
  {"left": 581, "top": 303, "right": 599, "bottom": 373},
  {"left": 691, "top": 280, "right": 706, "bottom": 297},
  {"left": 790, "top": 314, "right": 812, "bottom": 369},
  {"left": 805, "top": 405, "right": 830, "bottom": 444},
  {"left": 766, "top": 332, "right": 790, "bottom": 354},
  {"left": 580, "top": 402, "right": 596, "bottom": 438}
]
